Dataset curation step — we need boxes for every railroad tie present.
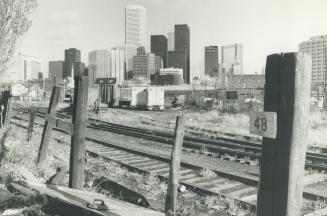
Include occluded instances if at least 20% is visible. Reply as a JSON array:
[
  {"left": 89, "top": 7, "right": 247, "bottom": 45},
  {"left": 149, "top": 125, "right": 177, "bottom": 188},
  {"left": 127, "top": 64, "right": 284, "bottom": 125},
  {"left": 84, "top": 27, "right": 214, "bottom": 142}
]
[
  {"left": 195, "top": 178, "right": 226, "bottom": 189},
  {"left": 227, "top": 186, "right": 257, "bottom": 199},
  {"left": 145, "top": 164, "right": 170, "bottom": 172},
  {"left": 124, "top": 158, "right": 153, "bottom": 164}
]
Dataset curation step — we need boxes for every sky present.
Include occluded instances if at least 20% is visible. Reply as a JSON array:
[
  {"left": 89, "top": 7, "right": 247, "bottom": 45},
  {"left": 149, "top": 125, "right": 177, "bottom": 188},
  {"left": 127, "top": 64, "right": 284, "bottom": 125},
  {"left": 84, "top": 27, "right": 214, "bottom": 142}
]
[{"left": 17, "top": 0, "right": 327, "bottom": 78}]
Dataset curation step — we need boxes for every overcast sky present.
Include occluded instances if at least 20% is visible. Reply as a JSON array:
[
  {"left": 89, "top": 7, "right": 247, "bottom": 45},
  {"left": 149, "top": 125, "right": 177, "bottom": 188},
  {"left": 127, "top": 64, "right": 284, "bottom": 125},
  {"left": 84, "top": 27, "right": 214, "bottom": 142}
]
[{"left": 17, "top": 0, "right": 327, "bottom": 78}]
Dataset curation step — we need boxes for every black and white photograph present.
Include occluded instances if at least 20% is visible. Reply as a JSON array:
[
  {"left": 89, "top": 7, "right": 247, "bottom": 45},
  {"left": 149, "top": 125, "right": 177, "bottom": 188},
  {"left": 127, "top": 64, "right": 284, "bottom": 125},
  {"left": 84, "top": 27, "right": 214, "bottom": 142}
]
[{"left": 0, "top": 0, "right": 327, "bottom": 215}]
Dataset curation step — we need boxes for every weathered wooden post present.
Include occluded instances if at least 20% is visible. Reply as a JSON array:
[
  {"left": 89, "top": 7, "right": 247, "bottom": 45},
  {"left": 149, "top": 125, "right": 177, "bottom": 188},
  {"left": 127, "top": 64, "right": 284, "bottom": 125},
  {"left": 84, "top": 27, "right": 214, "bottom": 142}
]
[
  {"left": 2, "top": 88, "right": 12, "bottom": 128},
  {"left": 256, "top": 53, "right": 311, "bottom": 216},
  {"left": 36, "top": 86, "right": 61, "bottom": 163},
  {"left": 69, "top": 75, "right": 88, "bottom": 189},
  {"left": 165, "top": 115, "right": 185, "bottom": 215},
  {"left": 27, "top": 108, "right": 36, "bottom": 141}
]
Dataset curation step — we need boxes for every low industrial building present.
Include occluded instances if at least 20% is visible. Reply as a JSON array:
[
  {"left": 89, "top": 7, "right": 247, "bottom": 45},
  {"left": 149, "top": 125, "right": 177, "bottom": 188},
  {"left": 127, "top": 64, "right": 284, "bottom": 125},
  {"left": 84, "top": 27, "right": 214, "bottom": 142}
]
[{"left": 151, "top": 67, "right": 183, "bottom": 85}]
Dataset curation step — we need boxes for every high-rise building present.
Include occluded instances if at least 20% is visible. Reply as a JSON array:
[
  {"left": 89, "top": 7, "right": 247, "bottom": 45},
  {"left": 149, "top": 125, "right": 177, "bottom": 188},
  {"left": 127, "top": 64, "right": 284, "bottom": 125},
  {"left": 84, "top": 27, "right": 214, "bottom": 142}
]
[
  {"left": 65, "top": 48, "right": 81, "bottom": 63},
  {"left": 110, "top": 47, "right": 125, "bottom": 83},
  {"left": 168, "top": 50, "right": 187, "bottom": 82},
  {"left": 151, "top": 35, "right": 168, "bottom": 67},
  {"left": 221, "top": 44, "right": 243, "bottom": 75},
  {"left": 155, "top": 56, "right": 163, "bottom": 73},
  {"left": 205, "top": 46, "right": 219, "bottom": 77},
  {"left": 49, "top": 61, "right": 64, "bottom": 81},
  {"left": 88, "top": 49, "right": 111, "bottom": 85},
  {"left": 125, "top": 5, "right": 146, "bottom": 48},
  {"left": 299, "top": 35, "right": 327, "bottom": 86},
  {"left": 174, "top": 24, "right": 190, "bottom": 84},
  {"left": 63, "top": 48, "right": 82, "bottom": 78},
  {"left": 125, "top": 45, "right": 137, "bottom": 79},
  {"left": 168, "top": 32, "right": 175, "bottom": 51},
  {"left": 5, "top": 53, "right": 43, "bottom": 82},
  {"left": 133, "top": 53, "right": 156, "bottom": 80}
]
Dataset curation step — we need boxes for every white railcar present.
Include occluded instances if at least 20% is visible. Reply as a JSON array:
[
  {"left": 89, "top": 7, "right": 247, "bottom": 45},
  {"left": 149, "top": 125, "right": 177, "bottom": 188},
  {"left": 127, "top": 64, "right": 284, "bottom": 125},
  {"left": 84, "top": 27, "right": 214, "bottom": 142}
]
[{"left": 145, "top": 87, "right": 165, "bottom": 110}]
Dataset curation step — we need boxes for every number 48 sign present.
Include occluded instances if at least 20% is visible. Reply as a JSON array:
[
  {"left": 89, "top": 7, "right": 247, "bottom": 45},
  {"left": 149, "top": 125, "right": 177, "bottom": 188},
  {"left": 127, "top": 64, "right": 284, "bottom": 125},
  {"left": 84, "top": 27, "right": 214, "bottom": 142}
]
[{"left": 249, "top": 111, "right": 277, "bottom": 138}]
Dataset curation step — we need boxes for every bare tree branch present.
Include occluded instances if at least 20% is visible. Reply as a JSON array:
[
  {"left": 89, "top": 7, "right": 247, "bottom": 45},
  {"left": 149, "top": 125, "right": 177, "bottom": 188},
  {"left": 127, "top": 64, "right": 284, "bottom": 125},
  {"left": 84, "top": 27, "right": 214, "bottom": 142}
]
[{"left": 0, "top": 0, "right": 37, "bottom": 75}]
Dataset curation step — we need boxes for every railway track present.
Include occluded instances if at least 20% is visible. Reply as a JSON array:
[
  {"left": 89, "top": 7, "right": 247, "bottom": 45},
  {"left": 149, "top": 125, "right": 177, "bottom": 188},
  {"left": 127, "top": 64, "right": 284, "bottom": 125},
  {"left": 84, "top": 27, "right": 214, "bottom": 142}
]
[
  {"left": 10, "top": 110, "right": 327, "bottom": 214},
  {"left": 12, "top": 106, "right": 327, "bottom": 171}
]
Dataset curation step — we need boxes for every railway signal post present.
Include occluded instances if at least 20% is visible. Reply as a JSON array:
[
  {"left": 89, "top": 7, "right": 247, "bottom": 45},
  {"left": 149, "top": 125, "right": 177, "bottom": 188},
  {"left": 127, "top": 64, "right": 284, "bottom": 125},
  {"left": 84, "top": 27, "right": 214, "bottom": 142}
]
[
  {"left": 256, "top": 53, "right": 311, "bottom": 216},
  {"left": 69, "top": 75, "right": 88, "bottom": 189},
  {"left": 165, "top": 115, "right": 185, "bottom": 215}
]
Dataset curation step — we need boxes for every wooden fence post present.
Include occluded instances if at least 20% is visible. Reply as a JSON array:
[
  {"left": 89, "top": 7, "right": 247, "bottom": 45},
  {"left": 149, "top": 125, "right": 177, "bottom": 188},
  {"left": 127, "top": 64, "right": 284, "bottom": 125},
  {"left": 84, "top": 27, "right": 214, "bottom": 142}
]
[
  {"left": 36, "top": 86, "right": 61, "bottom": 164},
  {"left": 69, "top": 75, "right": 88, "bottom": 189},
  {"left": 165, "top": 115, "right": 185, "bottom": 215},
  {"left": 256, "top": 52, "right": 311, "bottom": 216},
  {"left": 1, "top": 89, "right": 12, "bottom": 128},
  {"left": 27, "top": 109, "right": 36, "bottom": 141}
]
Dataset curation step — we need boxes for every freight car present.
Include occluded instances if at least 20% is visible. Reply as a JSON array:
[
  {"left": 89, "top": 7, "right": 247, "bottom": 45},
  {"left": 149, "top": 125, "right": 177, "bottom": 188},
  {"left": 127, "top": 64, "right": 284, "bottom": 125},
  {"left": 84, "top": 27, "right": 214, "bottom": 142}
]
[
  {"left": 96, "top": 78, "right": 164, "bottom": 110},
  {"left": 118, "top": 86, "right": 165, "bottom": 110}
]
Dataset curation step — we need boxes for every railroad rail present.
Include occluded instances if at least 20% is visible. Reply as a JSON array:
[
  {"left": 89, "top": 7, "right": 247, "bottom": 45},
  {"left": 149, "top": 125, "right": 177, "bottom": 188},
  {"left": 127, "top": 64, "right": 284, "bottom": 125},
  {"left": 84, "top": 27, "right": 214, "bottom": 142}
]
[
  {"left": 10, "top": 110, "right": 327, "bottom": 211},
  {"left": 12, "top": 106, "right": 327, "bottom": 171}
]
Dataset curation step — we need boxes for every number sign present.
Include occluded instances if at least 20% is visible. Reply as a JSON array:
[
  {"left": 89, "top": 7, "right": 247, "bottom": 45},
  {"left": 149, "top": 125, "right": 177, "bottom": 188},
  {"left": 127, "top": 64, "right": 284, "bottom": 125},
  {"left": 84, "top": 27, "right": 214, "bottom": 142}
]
[{"left": 249, "top": 111, "right": 277, "bottom": 138}]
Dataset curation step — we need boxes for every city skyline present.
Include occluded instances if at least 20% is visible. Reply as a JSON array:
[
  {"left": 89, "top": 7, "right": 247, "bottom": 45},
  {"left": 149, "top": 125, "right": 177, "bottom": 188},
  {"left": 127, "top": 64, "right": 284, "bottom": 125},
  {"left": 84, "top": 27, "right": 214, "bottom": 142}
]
[{"left": 16, "top": 0, "right": 327, "bottom": 79}]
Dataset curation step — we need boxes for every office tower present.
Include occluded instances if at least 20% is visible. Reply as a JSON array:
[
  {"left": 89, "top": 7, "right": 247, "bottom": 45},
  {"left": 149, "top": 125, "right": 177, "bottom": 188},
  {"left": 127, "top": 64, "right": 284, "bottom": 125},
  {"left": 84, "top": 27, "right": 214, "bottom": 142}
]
[
  {"left": 88, "top": 49, "right": 111, "bottom": 85},
  {"left": 151, "top": 35, "right": 168, "bottom": 67},
  {"left": 133, "top": 53, "right": 156, "bottom": 80},
  {"left": 111, "top": 47, "right": 125, "bottom": 83},
  {"left": 49, "top": 61, "right": 64, "bottom": 81},
  {"left": 205, "top": 46, "right": 219, "bottom": 77},
  {"left": 7, "top": 53, "right": 43, "bottom": 82},
  {"left": 63, "top": 48, "right": 82, "bottom": 78},
  {"left": 168, "top": 32, "right": 175, "bottom": 51},
  {"left": 125, "top": 45, "right": 137, "bottom": 80},
  {"left": 168, "top": 50, "right": 187, "bottom": 82},
  {"left": 174, "top": 24, "right": 190, "bottom": 84},
  {"left": 65, "top": 48, "right": 81, "bottom": 63},
  {"left": 299, "top": 35, "right": 327, "bottom": 86},
  {"left": 155, "top": 56, "right": 163, "bottom": 73},
  {"left": 221, "top": 44, "right": 243, "bottom": 75},
  {"left": 125, "top": 5, "right": 146, "bottom": 48}
]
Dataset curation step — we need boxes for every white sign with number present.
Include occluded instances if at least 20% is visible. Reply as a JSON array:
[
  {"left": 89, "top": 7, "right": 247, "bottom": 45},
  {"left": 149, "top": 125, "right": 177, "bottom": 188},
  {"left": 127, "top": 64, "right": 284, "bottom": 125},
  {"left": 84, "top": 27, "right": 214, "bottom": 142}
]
[{"left": 249, "top": 111, "right": 277, "bottom": 138}]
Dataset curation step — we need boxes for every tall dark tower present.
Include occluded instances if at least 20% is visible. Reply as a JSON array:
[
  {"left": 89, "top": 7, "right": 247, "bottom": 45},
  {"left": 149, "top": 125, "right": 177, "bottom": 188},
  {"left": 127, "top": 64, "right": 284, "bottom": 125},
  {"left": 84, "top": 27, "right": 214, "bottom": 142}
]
[
  {"left": 151, "top": 35, "right": 168, "bottom": 67},
  {"left": 205, "top": 46, "right": 219, "bottom": 77},
  {"left": 63, "top": 48, "right": 83, "bottom": 78},
  {"left": 174, "top": 24, "right": 190, "bottom": 84},
  {"left": 65, "top": 48, "right": 81, "bottom": 63}
]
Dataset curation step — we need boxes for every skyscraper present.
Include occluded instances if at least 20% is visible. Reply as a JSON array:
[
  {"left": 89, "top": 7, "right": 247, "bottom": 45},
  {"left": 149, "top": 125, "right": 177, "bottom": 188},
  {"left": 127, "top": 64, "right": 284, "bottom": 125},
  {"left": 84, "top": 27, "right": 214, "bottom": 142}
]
[
  {"left": 133, "top": 53, "right": 156, "bottom": 80},
  {"left": 168, "top": 50, "right": 187, "bottom": 82},
  {"left": 49, "top": 61, "right": 64, "bottom": 81},
  {"left": 299, "top": 35, "right": 327, "bottom": 86},
  {"left": 151, "top": 35, "right": 168, "bottom": 67},
  {"left": 168, "top": 32, "right": 175, "bottom": 51},
  {"left": 221, "top": 44, "right": 243, "bottom": 75},
  {"left": 6, "top": 53, "right": 43, "bottom": 82},
  {"left": 65, "top": 48, "right": 81, "bottom": 63},
  {"left": 111, "top": 47, "right": 125, "bottom": 83},
  {"left": 205, "top": 46, "right": 219, "bottom": 77},
  {"left": 88, "top": 50, "right": 111, "bottom": 85},
  {"left": 125, "top": 45, "right": 137, "bottom": 80},
  {"left": 63, "top": 48, "right": 83, "bottom": 78},
  {"left": 125, "top": 5, "right": 146, "bottom": 48},
  {"left": 174, "top": 24, "right": 190, "bottom": 84}
]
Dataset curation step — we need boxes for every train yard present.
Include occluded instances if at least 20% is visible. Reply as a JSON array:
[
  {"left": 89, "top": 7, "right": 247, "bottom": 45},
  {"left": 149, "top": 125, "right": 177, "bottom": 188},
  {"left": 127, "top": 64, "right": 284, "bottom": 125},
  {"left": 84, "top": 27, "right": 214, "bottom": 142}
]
[{"left": 8, "top": 105, "right": 327, "bottom": 215}]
